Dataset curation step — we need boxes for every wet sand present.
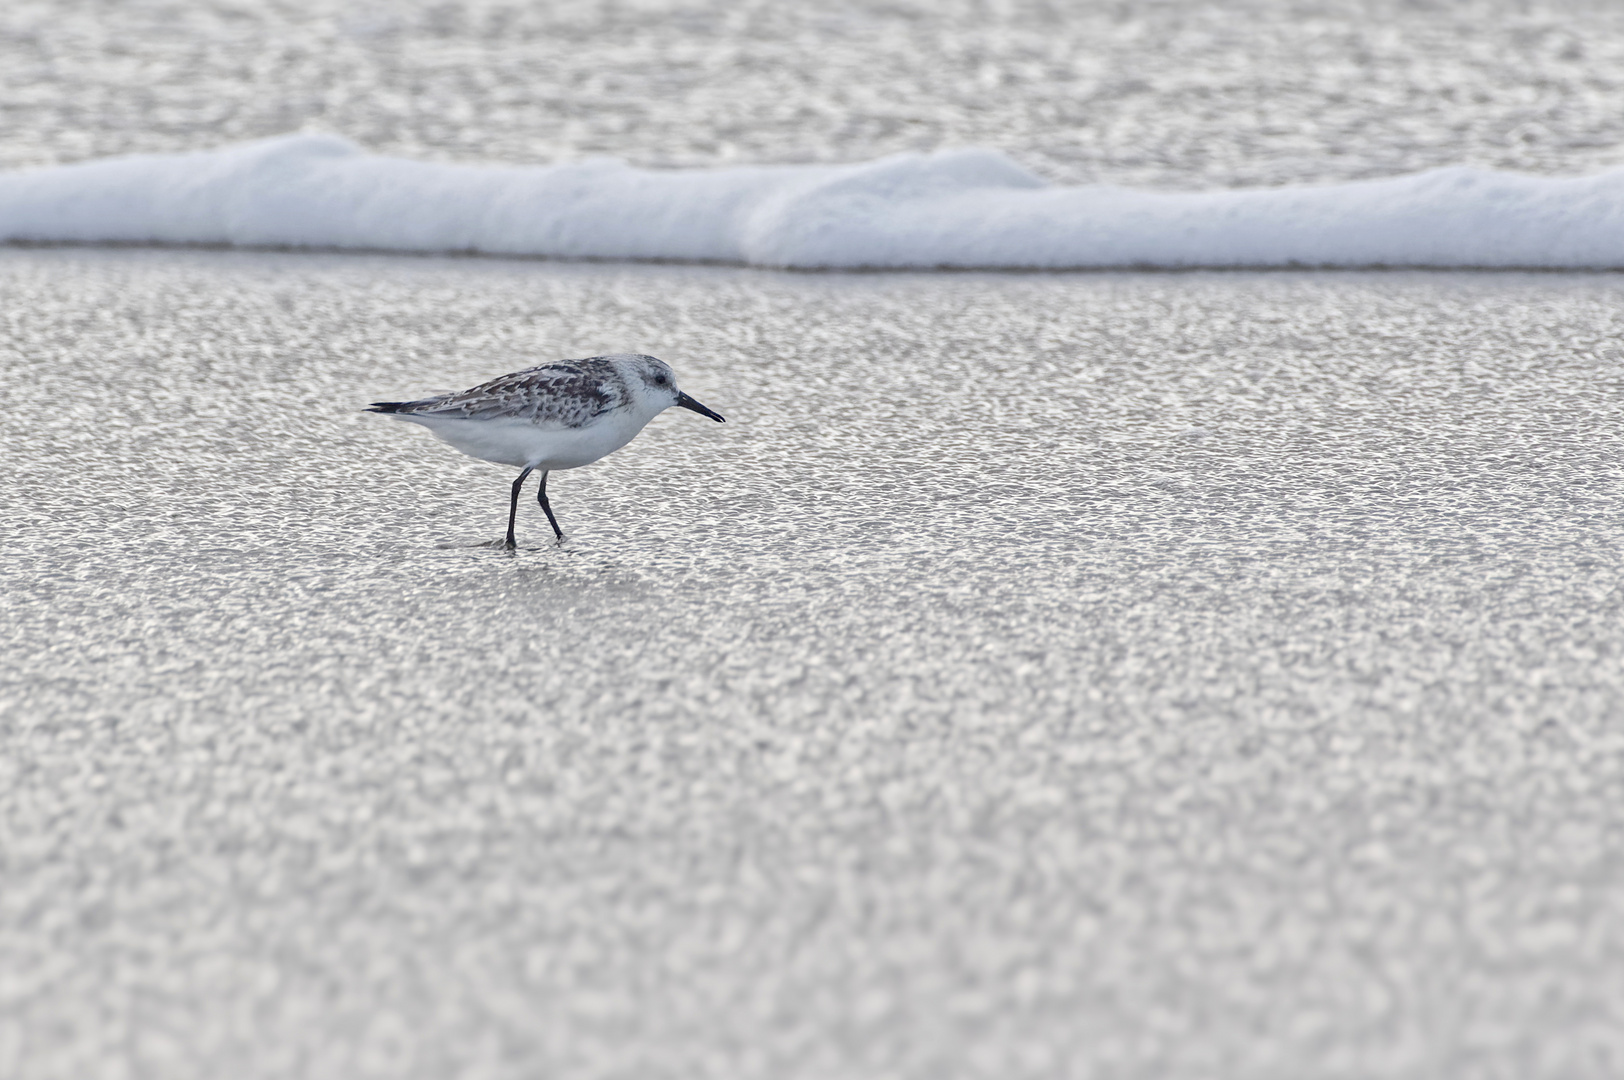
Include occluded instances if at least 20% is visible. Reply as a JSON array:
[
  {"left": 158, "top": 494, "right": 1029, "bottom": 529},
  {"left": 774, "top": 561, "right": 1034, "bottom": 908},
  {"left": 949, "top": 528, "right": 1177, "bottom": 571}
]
[{"left": 5, "top": 249, "right": 1624, "bottom": 1076}]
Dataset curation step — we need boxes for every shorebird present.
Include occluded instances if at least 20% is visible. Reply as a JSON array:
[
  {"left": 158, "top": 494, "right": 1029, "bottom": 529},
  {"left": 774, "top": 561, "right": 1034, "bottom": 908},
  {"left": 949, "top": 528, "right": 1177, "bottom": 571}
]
[{"left": 368, "top": 353, "right": 725, "bottom": 546}]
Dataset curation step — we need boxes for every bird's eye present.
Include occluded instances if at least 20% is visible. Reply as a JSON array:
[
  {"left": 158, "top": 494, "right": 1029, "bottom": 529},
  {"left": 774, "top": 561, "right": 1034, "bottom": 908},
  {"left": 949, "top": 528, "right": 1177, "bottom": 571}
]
[{"left": 655, "top": 374, "right": 669, "bottom": 385}]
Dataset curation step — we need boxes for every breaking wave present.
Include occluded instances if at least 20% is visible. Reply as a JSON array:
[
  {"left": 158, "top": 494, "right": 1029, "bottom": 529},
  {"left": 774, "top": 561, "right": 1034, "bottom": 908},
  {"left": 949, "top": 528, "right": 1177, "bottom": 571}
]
[{"left": 3, "top": 133, "right": 1622, "bottom": 269}]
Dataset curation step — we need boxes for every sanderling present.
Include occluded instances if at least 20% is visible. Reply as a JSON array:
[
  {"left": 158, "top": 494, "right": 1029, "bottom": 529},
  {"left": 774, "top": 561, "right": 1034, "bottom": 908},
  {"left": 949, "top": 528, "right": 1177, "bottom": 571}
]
[{"left": 368, "top": 353, "right": 725, "bottom": 547}]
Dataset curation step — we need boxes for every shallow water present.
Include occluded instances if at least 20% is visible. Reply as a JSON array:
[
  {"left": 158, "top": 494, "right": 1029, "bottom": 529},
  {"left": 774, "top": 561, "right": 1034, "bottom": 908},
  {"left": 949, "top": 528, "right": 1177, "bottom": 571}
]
[
  {"left": 6, "top": 0, "right": 1624, "bottom": 188},
  {"left": 6, "top": 249, "right": 1624, "bottom": 1076}
]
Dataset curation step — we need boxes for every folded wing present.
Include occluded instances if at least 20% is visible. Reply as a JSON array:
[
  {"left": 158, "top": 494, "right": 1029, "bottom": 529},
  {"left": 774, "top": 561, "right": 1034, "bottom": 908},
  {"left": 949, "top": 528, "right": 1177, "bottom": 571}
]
[{"left": 367, "top": 362, "right": 623, "bottom": 429}]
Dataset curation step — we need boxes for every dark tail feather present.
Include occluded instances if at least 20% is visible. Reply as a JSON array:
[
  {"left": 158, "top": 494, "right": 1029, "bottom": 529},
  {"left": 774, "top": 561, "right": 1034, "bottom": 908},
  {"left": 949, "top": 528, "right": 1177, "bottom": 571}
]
[{"left": 366, "top": 401, "right": 412, "bottom": 413}]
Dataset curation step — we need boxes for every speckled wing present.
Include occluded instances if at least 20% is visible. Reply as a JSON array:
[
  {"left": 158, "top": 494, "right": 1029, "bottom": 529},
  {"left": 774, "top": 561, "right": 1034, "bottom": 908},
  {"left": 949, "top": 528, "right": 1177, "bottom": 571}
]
[{"left": 370, "top": 361, "right": 624, "bottom": 429}]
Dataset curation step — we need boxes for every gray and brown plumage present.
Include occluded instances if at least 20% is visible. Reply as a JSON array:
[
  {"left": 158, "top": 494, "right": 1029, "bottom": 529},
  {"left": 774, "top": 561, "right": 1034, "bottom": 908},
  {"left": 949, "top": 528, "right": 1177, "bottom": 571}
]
[{"left": 368, "top": 354, "right": 725, "bottom": 546}]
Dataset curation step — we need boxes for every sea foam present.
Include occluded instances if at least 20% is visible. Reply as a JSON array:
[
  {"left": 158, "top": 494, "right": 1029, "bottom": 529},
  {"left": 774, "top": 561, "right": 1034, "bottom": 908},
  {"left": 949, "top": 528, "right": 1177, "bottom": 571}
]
[{"left": 2, "top": 133, "right": 1622, "bottom": 269}]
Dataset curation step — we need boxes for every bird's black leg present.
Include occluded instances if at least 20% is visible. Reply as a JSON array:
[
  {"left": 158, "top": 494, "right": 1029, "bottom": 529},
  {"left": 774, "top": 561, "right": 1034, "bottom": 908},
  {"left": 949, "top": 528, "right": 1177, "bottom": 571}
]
[
  {"left": 536, "top": 471, "right": 564, "bottom": 543},
  {"left": 506, "top": 466, "right": 534, "bottom": 548}
]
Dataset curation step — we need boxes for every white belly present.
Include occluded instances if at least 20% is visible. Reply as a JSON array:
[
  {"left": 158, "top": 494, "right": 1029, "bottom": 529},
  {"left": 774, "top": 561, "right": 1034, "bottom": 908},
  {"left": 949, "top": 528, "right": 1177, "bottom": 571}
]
[{"left": 398, "top": 410, "right": 653, "bottom": 469}]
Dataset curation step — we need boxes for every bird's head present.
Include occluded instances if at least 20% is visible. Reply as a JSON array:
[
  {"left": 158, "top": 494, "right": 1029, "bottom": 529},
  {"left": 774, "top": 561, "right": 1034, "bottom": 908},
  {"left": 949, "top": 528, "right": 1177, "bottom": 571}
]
[{"left": 622, "top": 354, "right": 725, "bottom": 423}]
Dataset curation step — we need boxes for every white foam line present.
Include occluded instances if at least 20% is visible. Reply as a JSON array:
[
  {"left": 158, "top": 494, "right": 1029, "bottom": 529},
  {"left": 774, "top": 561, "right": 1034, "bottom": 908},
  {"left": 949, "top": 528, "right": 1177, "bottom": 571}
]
[{"left": 3, "top": 133, "right": 1622, "bottom": 269}]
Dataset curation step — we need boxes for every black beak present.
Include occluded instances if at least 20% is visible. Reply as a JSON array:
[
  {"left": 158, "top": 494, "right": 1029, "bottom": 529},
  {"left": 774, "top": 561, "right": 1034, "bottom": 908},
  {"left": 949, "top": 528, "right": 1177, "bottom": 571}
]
[{"left": 675, "top": 391, "right": 725, "bottom": 422}]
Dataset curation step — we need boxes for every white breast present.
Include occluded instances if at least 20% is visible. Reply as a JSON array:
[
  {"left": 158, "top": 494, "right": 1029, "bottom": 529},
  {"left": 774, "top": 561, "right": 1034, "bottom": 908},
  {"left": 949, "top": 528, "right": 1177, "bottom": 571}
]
[{"left": 399, "top": 408, "right": 657, "bottom": 470}]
